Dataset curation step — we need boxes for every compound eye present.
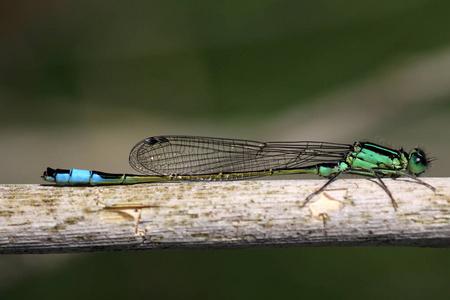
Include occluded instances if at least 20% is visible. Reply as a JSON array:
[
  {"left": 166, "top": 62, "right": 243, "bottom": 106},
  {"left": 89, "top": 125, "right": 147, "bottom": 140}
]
[{"left": 408, "top": 149, "right": 427, "bottom": 176}]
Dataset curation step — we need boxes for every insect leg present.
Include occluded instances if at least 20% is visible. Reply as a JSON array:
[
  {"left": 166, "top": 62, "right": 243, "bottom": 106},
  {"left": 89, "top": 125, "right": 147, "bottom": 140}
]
[
  {"left": 396, "top": 172, "right": 436, "bottom": 192},
  {"left": 302, "top": 170, "right": 344, "bottom": 207}
]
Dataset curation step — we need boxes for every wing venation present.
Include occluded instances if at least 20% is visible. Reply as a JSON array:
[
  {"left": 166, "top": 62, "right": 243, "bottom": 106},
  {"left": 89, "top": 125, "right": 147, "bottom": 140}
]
[{"left": 129, "top": 135, "right": 351, "bottom": 176}]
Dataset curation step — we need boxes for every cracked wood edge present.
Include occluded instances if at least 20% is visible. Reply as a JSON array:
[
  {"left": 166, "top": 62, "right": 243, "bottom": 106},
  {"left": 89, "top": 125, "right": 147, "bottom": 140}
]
[{"left": 0, "top": 177, "right": 449, "bottom": 254}]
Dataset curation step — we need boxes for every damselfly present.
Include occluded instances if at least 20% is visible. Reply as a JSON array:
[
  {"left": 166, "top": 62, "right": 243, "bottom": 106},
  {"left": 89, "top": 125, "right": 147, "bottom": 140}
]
[{"left": 42, "top": 135, "right": 435, "bottom": 210}]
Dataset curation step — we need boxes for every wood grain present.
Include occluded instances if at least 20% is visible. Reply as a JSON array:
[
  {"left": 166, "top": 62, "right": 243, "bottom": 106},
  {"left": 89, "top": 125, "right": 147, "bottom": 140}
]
[{"left": 0, "top": 178, "right": 449, "bottom": 254}]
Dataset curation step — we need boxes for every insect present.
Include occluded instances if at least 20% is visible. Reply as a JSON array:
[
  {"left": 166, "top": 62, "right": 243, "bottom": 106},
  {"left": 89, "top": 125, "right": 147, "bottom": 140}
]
[{"left": 42, "top": 135, "right": 435, "bottom": 210}]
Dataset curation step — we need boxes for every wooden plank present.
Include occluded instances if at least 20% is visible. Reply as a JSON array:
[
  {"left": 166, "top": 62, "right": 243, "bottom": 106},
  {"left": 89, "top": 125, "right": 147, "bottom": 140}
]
[{"left": 0, "top": 178, "right": 449, "bottom": 254}]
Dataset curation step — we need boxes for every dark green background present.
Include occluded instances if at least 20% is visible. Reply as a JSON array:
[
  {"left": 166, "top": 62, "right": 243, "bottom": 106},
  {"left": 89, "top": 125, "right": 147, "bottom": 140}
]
[{"left": 1, "top": 1, "right": 449, "bottom": 299}]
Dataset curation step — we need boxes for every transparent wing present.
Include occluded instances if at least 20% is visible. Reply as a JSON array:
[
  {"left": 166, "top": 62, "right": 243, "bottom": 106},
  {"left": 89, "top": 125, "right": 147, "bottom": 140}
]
[{"left": 129, "top": 136, "right": 352, "bottom": 176}]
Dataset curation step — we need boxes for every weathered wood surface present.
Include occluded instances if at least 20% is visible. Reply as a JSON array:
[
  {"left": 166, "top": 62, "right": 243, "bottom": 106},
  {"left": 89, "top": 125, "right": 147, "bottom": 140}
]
[{"left": 0, "top": 178, "right": 449, "bottom": 254}]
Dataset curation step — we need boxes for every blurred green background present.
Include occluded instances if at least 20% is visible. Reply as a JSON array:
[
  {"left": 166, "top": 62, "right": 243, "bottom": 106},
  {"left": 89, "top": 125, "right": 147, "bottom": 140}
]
[{"left": 1, "top": 1, "right": 449, "bottom": 299}]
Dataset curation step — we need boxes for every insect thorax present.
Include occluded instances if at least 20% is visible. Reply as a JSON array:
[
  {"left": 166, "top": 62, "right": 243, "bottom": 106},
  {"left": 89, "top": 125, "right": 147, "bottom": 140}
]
[{"left": 346, "top": 142, "right": 408, "bottom": 174}]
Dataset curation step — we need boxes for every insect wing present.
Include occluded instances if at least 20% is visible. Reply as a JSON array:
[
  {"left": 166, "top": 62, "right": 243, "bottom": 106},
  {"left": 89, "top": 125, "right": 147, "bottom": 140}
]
[{"left": 129, "top": 136, "right": 351, "bottom": 176}]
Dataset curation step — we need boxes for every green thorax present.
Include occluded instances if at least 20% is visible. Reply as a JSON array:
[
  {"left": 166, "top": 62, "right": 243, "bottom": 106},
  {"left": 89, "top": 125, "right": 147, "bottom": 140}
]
[{"left": 347, "top": 142, "right": 408, "bottom": 175}]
